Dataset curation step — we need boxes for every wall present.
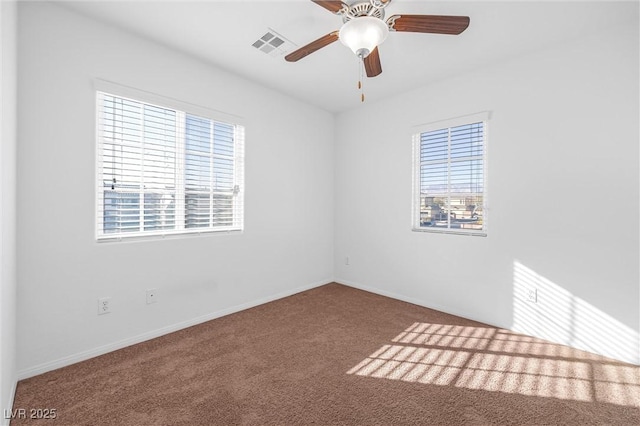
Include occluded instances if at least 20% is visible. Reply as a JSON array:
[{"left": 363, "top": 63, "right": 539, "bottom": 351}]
[
  {"left": 17, "top": 2, "right": 334, "bottom": 376},
  {"left": 334, "top": 20, "right": 639, "bottom": 364},
  {"left": 15, "top": 0, "right": 639, "bottom": 378},
  {"left": 0, "top": 0, "right": 18, "bottom": 421}
]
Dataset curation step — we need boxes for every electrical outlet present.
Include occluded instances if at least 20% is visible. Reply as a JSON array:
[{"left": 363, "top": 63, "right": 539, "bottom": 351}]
[
  {"left": 98, "top": 297, "right": 111, "bottom": 315},
  {"left": 146, "top": 288, "right": 158, "bottom": 304},
  {"left": 526, "top": 288, "right": 537, "bottom": 303},
  {"left": 345, "top": 256, "right": 350, "bottom": 266}
]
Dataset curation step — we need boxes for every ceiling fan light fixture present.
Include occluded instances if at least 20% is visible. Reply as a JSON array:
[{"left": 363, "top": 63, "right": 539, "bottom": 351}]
[{"left": 339, "top": 16, "right": 389, "bottom": 58}]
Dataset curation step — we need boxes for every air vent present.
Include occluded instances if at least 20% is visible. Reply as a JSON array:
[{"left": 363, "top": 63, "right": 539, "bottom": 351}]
[{"left": 252, "top": 29, "right": 296, "bottom": 58}]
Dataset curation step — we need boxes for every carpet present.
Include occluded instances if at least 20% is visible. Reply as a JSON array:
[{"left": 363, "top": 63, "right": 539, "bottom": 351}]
[{"left": 11, "top": 283, "right": 640, "bottom": 425}]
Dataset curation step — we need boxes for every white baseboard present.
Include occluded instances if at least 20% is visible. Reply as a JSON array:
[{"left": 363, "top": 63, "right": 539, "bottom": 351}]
[
  {"left": 336, "top": 278, "right": 640, "bottom": 366},
  {"left": 17, "top": 278, "right": 333, "bottom": 381},
  {"left": 335, "top": 278, "right": 509, "bottom": 330},
  {"left": 1, "top": 380, "right": 17, "bottom": 426}
]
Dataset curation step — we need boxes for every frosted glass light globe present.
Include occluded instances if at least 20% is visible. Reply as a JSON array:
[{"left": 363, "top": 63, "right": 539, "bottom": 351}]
[{"left": 339, "top": 17, "right": 389, "bottom": 58}]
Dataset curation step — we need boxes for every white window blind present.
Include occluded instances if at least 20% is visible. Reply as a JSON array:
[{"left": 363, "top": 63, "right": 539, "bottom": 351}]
[
  {"left": 96, "top": 91, "right": 244, "bottom": 240},
  {"left": 412, "top": 114, "right": 487, "bottom": 236}
]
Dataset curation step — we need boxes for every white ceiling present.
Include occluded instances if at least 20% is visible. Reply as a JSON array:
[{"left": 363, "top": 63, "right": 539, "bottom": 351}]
[{"left": 54, "top": 0, "right": 637, "bottom": 113}]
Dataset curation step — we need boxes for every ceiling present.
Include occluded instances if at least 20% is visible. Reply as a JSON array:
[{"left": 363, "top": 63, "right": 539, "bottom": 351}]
[{"left": 54, "top": 0, "right": 637, "bottom": 113}]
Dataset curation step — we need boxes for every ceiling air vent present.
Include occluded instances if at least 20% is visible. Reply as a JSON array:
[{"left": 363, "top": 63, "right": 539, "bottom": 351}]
[{"left": 252, "top": 29, "right": 296, "bottom": 58}]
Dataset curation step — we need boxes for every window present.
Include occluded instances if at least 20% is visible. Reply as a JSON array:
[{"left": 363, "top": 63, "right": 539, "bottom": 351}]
[
  {"left": 96, "top": 91, "right": 244, "bottom": 240},
  {"left": 412, "top": 113, "right": 488, "bottom": 236}
]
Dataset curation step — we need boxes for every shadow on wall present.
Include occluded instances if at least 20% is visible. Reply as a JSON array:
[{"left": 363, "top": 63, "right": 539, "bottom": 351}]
[
  {"left": 347, "top": 322, "right": 640, "bottom": 408},
  {"left": 512, "top": 260, "right": 639, "bottom": 365}
]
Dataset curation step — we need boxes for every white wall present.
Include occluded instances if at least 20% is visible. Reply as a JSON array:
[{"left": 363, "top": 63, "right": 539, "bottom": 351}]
[
  {"left": 17, "top": 2, "right": 334, "bottom": 376},
  {"left": 334, "top": 20, "right": 639, "bottom": 364},
  {"left": 15, "top": 0, "right": 639, "bottom": 379},
  {"left": 1, "top": 0, "right": 18, "bottom": 421}
]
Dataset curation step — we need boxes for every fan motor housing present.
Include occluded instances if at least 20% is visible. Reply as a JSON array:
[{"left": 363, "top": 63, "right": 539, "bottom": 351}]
[{"left": 343, "top": 1, "right": 386, "bottom": 22}]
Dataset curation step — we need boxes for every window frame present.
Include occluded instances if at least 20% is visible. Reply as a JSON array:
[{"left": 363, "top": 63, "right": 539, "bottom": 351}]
[
  {"left": 94, "top": 80, "right": 244, "bottom": 242},
  {"left": 412, "top": 112, "right": 489, "bottom": 237}
]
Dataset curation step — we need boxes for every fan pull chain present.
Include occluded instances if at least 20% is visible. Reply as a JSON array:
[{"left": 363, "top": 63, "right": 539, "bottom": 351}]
[{"left": 357, "top": 55, "right": 365, "bottom": 103}]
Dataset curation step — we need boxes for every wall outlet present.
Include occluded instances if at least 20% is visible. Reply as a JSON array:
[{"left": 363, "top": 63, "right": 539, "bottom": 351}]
[
  {"left": 345, "top": 256, "right": 350, "bottom": 266},
  {"left": 526, "top": 288, "right": 538, "bottom": 303},
  {"left": 146, "top": 288, "right": 158, "bottom": 304},
  {"left": 98, "top": 297, "right": 111, "bottom": 315}
]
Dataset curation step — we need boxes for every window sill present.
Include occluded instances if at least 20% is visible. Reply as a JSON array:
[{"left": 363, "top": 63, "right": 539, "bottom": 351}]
[
  {"left": 96, "top": 227, "right": 243, "bottom": 243},
  {"left": 412, "top": 227, "right": 487, "bottom": 237}
]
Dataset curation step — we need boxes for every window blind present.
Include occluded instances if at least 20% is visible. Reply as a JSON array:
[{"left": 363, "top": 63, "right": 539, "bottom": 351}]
[
  {"left": 96, "top": 92, "right": 244, "bottom": 240},
  {"left": 413, "top": 119, "right": 486, "bottom": 235}
]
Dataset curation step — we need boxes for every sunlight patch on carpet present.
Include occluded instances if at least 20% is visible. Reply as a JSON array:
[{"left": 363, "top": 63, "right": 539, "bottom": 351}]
[{"left": 347, "top": 322, "right": 640, "bottom": 407}]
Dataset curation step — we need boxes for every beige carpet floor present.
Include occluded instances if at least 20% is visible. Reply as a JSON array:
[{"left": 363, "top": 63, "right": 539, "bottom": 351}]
[{"left": 12, "top": 283, "right": 640, "bottom": 425}]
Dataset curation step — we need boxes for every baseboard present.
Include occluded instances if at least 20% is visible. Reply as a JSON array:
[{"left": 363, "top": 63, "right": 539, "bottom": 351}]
[
  {"left": 17, "top": 278, "right": 333, "bottom": 381},
  {"left": 336, "top": 278, "right": 640, "bottom": 366},
  {"left": 335, "top": 278, "right": 509, "bottom": 330},
  {"left": 1, "top": 380, "right": 17, "bottom": 426}
]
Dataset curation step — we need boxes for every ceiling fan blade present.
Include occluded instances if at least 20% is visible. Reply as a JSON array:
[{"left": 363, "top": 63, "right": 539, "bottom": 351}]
[
  {"left": 364, "top": 47, "right": 382, "bottom": 78},
  {"left": 311, "top": 1, "right": 347, "bottom": 14},
  {"left": 285, "top": 31, "right": 339, "bottom": 62},
  {"left": 387, "top": 15, "right": 470, "bottom": 35}
]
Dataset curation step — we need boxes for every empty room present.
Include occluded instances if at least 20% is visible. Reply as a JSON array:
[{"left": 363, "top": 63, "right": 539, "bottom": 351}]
[{"left": 1, "top": 0, "right": 638, "bottom": 424}]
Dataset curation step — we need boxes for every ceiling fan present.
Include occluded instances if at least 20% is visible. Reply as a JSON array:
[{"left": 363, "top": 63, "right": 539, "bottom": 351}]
[{"left": 285, "top": 0, "right": 470, "bottom": 79}]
